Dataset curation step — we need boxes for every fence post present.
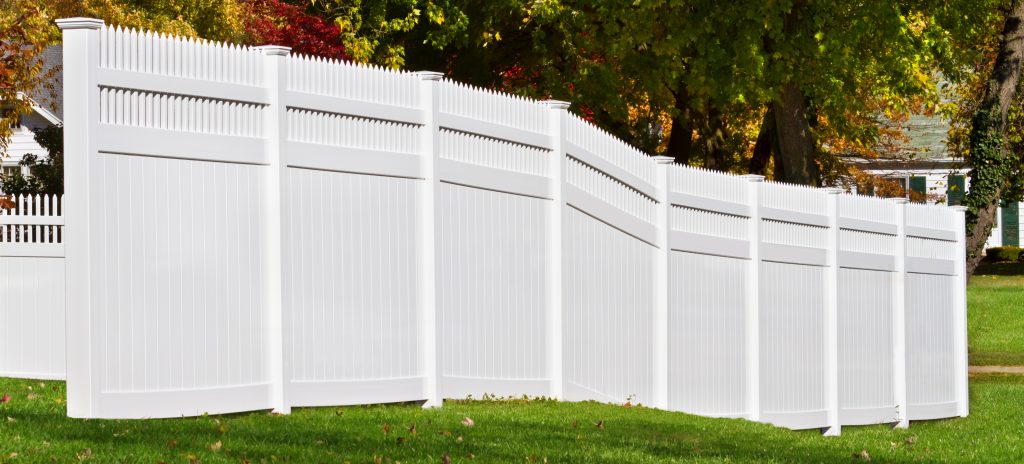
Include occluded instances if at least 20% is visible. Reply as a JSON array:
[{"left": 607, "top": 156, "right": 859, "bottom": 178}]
[
  {"left": 652, "top": 156, "right": 674, "bottom": 410},
  {"left": 57, "top": 17, "right": 104, "bottom": 418},
  {"left": 413, "top": 71, "right": 444, "bottom": 408},
  {"left": 739, "top": 174, "right": 764, "bottom": 422},
  {"left": 255, "top": 44, "right": 293, "bottom": 414},
  {"left": 951, "top": 205, "right": 969, "bottom": 417},
  {"left": 823, "top": 187, "right": 842, "bottom": 436},
  {"left": 540, "top": 100, "right": 570, "bottom": 400},
  {"left": 890, "top": 198, "right": 909, "bottom": 428}
]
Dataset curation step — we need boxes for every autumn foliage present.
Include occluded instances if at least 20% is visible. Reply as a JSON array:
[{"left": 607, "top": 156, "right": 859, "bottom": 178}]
[{"left": 243, "top": 0, "right": 348, "bottom": 60}]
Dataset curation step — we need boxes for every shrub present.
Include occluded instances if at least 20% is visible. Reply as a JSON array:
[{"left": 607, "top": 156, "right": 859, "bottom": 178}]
[{"left": 986, "top": 246, "right": 1023, "bottom": 263}]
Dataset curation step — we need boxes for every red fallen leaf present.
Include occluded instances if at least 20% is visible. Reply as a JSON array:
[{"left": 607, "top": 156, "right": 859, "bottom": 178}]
[
  {"left": 461, "top": 417, "right": 474, "bottom": 427},
  {"left": 0, "top": 393, "right": 10, "bottom": 404}
]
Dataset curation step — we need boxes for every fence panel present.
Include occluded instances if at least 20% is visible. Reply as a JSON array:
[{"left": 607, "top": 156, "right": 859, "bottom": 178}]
[
  {"left": 435, "top": 82, "right": 552, "bottom": 399},
  {"left": 0, "top": 194, "right": 65, "bottom": 380},
  {"left": 62, "top": 20, "right": 275, "bottom": 418},
  {"left": 563, "top": 116, "right": 658, "bottom": 405},
  {"left": 904, "top": 204, "right": 965, "bottom": 420},
  {"left": 757, "top": 182, "right": 831, "bottom": 430},
  {"left": 665, "top": 166, "right": 752, "bottom": 417},
  {"left": 836, "top": 194, "right": 900, "bottom": 426},
  {"left": 281, "top": 56, "right": 427, "bottom": 407}
]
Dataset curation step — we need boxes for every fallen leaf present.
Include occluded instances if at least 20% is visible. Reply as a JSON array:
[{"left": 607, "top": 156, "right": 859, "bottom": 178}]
[
  {"left": 7, "top": 453, "right": 17, "bottom": 459},
  {"left": 623, "top": 401, "right": 632, "bottom": 409},
  {"left": 905, "top": 435, "right": 917, "bottom": 445},
  {"left": 210, "top": 441, "right": 222, "bottom": 452},
  {"left": 594, "top": 420, "right": 605, "bottom": 430},
  {"left": 853, "top": 449, "right": 871, "bottom": 461},
  {"left": 76, "top": 448, "right": 92, "bottom": 461},
  {"left": 6, "top": 416, "right": 15, "bottom": 423},
  {"left": 408, "top": 424, "right": 417, "bottom": 435},
  {"left": 26, "top": 393, "right": 38, "bottom": 401},
  {"left": 396, "top": 437, "right": 407, "bottom": 444},
  {"left": 442, "top": 455, "right": 451, "bottom": 464},
  {"left": 467, "top": 453, "right": 475, "bottom": 460},
  {"left": 383, "top": 423, "right": 392, "bottom": 434},
  {"left": 167, "top": 439, "right": 178, "bottom": 449},
  {"left": 1, "top": 393, "right": 10, "bottom": 404},
  {"left": 456, "top": 436, "right": 464, "bottom": 443},
  {"left": 571, "top": 420, "right": 578, "bottom": 428},
  {"left": 461, "top": 417, "right": 474, "bottom": 427}
]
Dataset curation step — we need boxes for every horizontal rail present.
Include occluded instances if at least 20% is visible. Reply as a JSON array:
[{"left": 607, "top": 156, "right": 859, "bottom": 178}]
[
  {"left": 437, "top": 113, "right": 553, "bottom": 151},
  {"left": 670, "top": 231, "right": 750, "bottom": 259},
  {"left": 564, "top": 184, "right": 658, "bottom": 246},
  {"left": 760, "top": 207, "right": 830, "bottom": 228},
  {"left": 838, "top": 217, "right": 897, "bottom": 236},
  {"left": 566, "top": 142, "right": 658, "bottom": 199},
  {"left": 285, "top": 91, "right": 425, "bottom": 126},
  {"left": 98, "top": 68, "right": 270, "bottom": 105},
  {"left": 838, "top": 251, "right": 896, "bottom": 272},
  {"left": 0, "top": 243, "right": 65, "bottom": 258},
  {"left": 906, "top": 257, "right": 956, "bottom": 276},
  {"left": 97, "top": 125, "right": 269, "bottom": 165},
  {"left": 285, "top": 141, "right": 423, "bottom": 179},
  {"left": 906, "top": 226, "right": 957, "bottom": 242},
  {"left": 761, "top": 243, "right": 828, "bottom": 266},
  {"left": 669, "top": 192, "right": 750, "bottom": 217},
  {"left": 0, "top": 216, "right": 64, "bottom": 226},
  {"left": 438, "top": 159, "right": 551, "bottom": 199}
]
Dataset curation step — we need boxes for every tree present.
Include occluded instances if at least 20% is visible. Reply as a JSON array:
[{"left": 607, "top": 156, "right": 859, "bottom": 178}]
[
  {"left": 0, "top": 1, "right": 60, "bottom": 153},
  {"left": 959, "top": 0, "right": 1024, "bottom": 275}
]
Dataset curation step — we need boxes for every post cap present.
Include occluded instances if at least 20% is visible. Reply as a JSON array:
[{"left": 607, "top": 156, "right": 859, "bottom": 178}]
[
  {"left": 652, "top": 156, "right": 674, "bottom": 165},
  {"left": 540, "top": 99, "right": 571, "bottom": 110},
  {"left": 822, "top": 187, "right": 843, "bottom": 195},
  {"left": 950, "top": 205, "right": 969, "bottom": 212},
  {"left": 740, "top": 174, "right": 765, "bottom": 182},
  {"left": 56, "top": 18, "right": 105, "bottom": 30},
  {"left": 255, "top": 45, "right": 292, "bottom": 56},
  {"left": 412, "top": 71, "right": 444, "bottom": 81}
]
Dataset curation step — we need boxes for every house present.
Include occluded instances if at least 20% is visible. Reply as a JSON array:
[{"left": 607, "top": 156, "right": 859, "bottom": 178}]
[
  {"left": 1, "top": 46, "right": 63, "bottom": 186},
  {"left": 845, "top": 110, "right": 1017, "bottom": 248}
]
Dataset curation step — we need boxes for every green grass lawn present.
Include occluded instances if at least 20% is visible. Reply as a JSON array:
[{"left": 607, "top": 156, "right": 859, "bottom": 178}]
[
  {"left": 0, "top": 375, "right": 1022, "bottom": 463},
  {"left": 969, "top": 262, "right": 1024, "bottom": 366}
]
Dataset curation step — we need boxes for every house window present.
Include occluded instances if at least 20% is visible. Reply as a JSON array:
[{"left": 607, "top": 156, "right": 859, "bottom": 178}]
[
  {"left": 947, "top": 174, "right": 966, "bottom": 206},
  {"left": 1, "top": 165, "right": 20, "bottom": 178}
]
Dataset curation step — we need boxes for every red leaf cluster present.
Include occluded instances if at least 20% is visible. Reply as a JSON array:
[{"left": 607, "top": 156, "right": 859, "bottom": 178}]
[{"left": 244, "top": 0, "right": 349, "bottom": 60}]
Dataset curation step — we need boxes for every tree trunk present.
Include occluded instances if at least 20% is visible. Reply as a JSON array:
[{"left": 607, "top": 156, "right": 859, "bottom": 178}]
[
  {"left": 701, "top": 105, "right": 728, "bottom": 171},
  {"left": 772, "top": 81, "right": 819, "bottom": 185},
  {"left": 964, "top": 0, "right": 1024, "bottom": 276},
  {"left": 750, "top": 106, "right": 776, "bottom": 175},
  {"left": 666, "top": 86, "right": 695, "bottom": 165}
]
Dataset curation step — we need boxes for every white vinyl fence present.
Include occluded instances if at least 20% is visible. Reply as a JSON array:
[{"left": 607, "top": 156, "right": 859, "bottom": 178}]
[
  {"left": 0, "top": 194, "right": 66, "bottom": 380},
  {"left": 15, "top": 18, "right": 967, "bottom": 433}
]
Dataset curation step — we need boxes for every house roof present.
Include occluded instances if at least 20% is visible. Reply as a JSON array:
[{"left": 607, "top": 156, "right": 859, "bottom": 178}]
[{"left": 25, "top": 45, "right": 63, "bottom": 122}]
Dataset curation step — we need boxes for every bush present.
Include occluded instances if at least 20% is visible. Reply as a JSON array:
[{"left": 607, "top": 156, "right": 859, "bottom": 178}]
[{"left": 986, "top": 246, "right": 1023, "bottom": 263}]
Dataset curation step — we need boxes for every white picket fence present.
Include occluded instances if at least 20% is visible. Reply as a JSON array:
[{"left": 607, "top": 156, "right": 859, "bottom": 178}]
[
  {"left": 0, "top": 194, "right": 66, "bottom": 380},
  {"left": 7, "top": 18, "right": 969, "bottom": 433}
]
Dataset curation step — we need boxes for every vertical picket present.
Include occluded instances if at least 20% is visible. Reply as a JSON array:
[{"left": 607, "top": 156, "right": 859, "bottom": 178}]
[
  {"left": 740, "top": 174, "right": 764, "bottom": 422},
  {"left": 57, "top": 17, "right": 104, "bottom": 418},
  {"left": 951, "top": 205, "right": 969, "bottom": 417},
  {"left": 256, "top": 44, "right": 292, "bottom": 414},
  {"left": 891, "top": 198, "right": 909, "bottom": 428},
  {"left": 414, "top": 71, "right": 444, "bottom": 408},
  {"left": 652, "top": 156, "right": 673, "bottom": 410},
  {"left": 823, "top": 188, "right": 842, "bottom": 436},
  {"left": 541, "top": 100, "right": 570, "bottom": 399}
]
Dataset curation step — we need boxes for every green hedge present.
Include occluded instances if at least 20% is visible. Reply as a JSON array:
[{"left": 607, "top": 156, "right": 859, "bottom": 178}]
[{"left": 986, "top": 246, "right": 1024, "bottom": 263}]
